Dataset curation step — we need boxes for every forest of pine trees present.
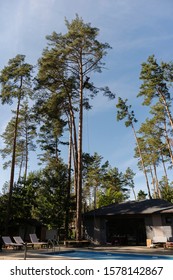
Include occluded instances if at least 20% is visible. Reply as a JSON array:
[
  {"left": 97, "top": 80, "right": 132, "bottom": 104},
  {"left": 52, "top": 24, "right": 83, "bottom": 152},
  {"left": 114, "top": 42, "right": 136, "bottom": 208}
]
[{"left": 0, "top": 16, "right": 173, "bottom": 239}]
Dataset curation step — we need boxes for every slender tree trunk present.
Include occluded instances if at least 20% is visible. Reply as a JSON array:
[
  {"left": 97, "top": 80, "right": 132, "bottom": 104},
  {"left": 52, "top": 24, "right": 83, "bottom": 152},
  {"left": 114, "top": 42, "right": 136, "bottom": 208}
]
[
  {"left": 65, "top": 122, "right": 72, "bottom": 240},
  {"left": 164, "top": 119, "right": 173, "bottom": 165},
  {"left": 153, "top": 163, "right": 161, "bottom": 198},
  {"left": 5, "top": 85, "right": 22, "bottom": 233},
  {"left": 76, "top": 63, "right": 83, "bottom": 241},
  {"left": 67, "top": 94, "right": 78, "bottom": 195},
  {"left": 159, "top": 91, "right": 173, "bottom": 131},
  {"left": 131, "top": 122, "right": 152, "bottom": 199},
  {"left": 131, "top": 187, "right": 137, "bottom": 200},
  {"left": 161, "top": 152, "right": 168, "bottom": 181},
  {"left": 149, "top": 166, "right": 156, "bottom": 198},
  {"left": 18, "top": 151, "right": 24, "bottom": 182},
  {"left": 24, "top": 122, "right": 28, "bottom": 182}
]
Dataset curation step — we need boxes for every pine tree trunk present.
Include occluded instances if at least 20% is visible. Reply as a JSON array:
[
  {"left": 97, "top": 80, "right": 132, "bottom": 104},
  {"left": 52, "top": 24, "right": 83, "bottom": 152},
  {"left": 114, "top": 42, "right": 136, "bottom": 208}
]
[
  {"left": 18, "top": 151, "right": 24, "bottom": 182},
  {"left": 5, "top": 87, "right": 22, "bottom": 233},
  {"left": 159, "top": 90, "right": 173, "bottom": 130},
  {"left": 65, "top": 124, "right": 72, "bottom": 240},
  {"left": 150, "top": 166, "right": 156, "bottom": 198},
  {"left": 67, "top": 94, "right": 78, "bottom": 195},
  {"left": 153, "top": 163, "right": 161, "bottom": 198},
  {"left": 24, "top": 122, "right": 28, "bottom": 182},
  {"left": 164, "top": 119, "right": 173, "bottom": 165},
  {"left": 131, "top": 187, "right": 137, "bottom": 200},
  {"left": 131, "top": 122, "right": 152, "bottom": 199},
  {"left": 76, "top": 66, "right": 83, "bottom": 241},
  {"left": 161, "top": 152, "right": 168, "bottom": 181}
]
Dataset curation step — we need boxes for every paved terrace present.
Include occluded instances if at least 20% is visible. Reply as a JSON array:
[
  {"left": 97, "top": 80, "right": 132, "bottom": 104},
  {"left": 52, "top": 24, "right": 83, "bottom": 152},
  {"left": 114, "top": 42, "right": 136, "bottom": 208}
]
[{"left": 0, "top": 245, "right": 173, "bottom": 260}]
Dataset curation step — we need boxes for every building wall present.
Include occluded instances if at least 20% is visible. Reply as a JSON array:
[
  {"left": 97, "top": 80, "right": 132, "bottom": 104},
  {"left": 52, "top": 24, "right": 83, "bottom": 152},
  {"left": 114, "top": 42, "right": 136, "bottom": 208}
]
[
  {"left": 84, "top": 217, "right": 106, "bottom": 244},
  {"left": 161, "top": 214, "right": 173, "bottom": 238},
  {"left": 145, "top": 214, "right": 173, "bottom": 241},
  {"left": 84, "top": 217, "right": 94, "bottom": 242},
  {"left": 84, "top": 213, "right": 173, "bottom": 245},
  {"left": 145, "top": 216, "right": 153, "bottom": 239}
]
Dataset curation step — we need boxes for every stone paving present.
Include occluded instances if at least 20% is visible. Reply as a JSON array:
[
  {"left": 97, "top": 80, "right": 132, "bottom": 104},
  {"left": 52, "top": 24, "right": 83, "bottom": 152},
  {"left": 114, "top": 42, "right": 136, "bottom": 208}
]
[{"left": 0, "top": 245, "right": 173, "bottom": 260}]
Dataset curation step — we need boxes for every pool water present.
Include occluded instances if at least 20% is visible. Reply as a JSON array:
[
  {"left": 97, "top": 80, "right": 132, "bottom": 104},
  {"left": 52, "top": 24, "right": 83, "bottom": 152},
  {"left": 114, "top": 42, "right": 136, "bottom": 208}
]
[{"left": 44, "top": 250, "right": 173, "bottom": 260}]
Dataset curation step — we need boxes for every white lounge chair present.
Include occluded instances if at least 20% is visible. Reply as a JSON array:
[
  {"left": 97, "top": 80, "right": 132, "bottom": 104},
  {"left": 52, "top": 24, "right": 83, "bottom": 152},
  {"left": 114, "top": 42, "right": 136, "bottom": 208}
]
[
  {"left": 165, "top": 237, "right": 173, "bottom": 249},
  {"left": 13, "top": 236, "right": 33, "bottom": 248},
  {"left": 2, "top": 236, "right": 24, "bottom": 249},
  {"left": 152, "top": 236, "right": 167, "bottom": 247},
  {"left": 29, "top": 233, "right": 48, "bottom": 248}
]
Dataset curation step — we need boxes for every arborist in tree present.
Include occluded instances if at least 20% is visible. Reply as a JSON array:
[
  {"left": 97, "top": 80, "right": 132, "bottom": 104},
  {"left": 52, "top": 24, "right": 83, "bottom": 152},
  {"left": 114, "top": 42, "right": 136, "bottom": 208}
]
[{"left": 83, "top": 76, "right": 90, "bottom": 89}]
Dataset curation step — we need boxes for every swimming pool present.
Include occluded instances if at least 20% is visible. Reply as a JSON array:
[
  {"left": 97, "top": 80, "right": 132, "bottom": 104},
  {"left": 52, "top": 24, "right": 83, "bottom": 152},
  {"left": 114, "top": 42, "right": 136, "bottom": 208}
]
[{"left": 44, "top": 250, "right": 173, "bottom": 260}]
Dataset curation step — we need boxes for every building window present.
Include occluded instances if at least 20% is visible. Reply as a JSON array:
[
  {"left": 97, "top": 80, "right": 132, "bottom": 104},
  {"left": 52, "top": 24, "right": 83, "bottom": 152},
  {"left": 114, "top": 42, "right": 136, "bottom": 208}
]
[{"left": 165, "top": 217, "right": 172, "bottom": 224}]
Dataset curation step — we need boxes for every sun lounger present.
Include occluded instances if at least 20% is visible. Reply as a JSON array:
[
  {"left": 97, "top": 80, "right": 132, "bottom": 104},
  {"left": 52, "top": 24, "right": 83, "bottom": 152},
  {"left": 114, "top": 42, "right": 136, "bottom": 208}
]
[
  {"left": 164, "top": 237, "right": 173, "bottom": 249},
  {"left": 2, "top": 236, "right": 24, "bottom": 250},
  {"left": 152, "top": 236, "right": 167, "bottom": 243},
  {"left": 29, "top": 233, "right": 48, "bottom": 248},
  {"left": 13, "top": 236, "right": 34, "bottom": 248},
  {"left": 152, "top": 236, "right": 167, "bottom": 247}
]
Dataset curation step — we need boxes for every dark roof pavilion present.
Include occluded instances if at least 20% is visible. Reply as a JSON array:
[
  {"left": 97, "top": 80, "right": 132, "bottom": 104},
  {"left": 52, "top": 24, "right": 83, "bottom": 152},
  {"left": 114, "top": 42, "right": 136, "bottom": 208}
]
[{"left": 84, "top": 199, "right": 173, "bottom": 216}]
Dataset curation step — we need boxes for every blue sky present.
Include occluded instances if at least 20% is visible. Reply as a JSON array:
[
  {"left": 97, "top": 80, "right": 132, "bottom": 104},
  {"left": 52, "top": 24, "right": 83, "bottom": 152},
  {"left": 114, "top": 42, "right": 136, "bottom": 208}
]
[{"left": 0, "top": 0, "right": 173, "bottom": 198}]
